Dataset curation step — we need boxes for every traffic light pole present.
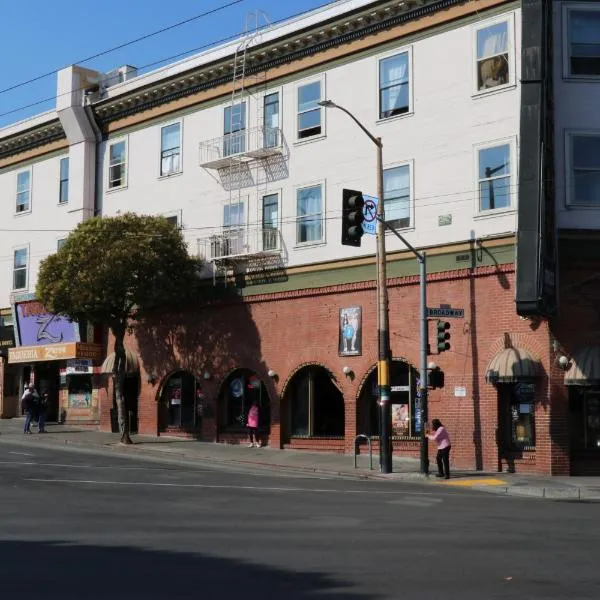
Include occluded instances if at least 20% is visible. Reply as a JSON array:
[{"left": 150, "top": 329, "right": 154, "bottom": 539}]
[{"left": 377, "top": 218, "right": 429, "bottom": 475}]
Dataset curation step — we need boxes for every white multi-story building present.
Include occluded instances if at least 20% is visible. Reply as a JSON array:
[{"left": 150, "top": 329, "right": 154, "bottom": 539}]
[{"left": 1, "top": 0, "right": 597, "bottom": 476}]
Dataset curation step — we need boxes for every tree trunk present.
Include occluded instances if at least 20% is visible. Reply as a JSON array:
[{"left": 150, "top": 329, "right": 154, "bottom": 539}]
[{"left": 113, "top": 330, "right": 132, "bottom": 444}]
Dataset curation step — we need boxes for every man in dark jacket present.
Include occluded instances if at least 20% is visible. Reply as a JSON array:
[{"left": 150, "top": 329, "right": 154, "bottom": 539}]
[{"left": 21, "top": 384, "right": 38, "bottom": 434}]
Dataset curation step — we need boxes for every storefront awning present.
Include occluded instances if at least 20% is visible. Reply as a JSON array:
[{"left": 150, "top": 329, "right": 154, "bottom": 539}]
[
  {"left": 564, "top": 346, "right": 600, "bottom": 385},
  {"left": 101, "top": 348, "right": 139, "bottom": 374},
  {"left": 485, "top": 347, "right": 540, "bottom": 383}
]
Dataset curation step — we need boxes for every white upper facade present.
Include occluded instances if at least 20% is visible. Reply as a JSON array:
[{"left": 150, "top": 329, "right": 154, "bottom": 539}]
[
  {"left": 0, "top": 0, "right": 522, "bottom": 306},
  {"left": 554, "top": 1, "right": 600, "bottom": 230}
]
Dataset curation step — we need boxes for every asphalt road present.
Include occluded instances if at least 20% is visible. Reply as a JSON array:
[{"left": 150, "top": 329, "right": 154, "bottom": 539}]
[{"left": 0, "top": 441, "right": 598, "bottom": 600}]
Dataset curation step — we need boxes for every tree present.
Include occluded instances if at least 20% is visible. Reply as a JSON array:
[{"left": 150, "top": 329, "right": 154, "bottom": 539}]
[{"left": 37, "top": 213, "right": 202, "bottom": 444}]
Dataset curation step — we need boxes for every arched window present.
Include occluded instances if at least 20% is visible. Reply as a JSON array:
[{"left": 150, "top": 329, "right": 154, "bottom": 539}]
[
  {"left": 219, "top": 369, "right": 270, "bottom": 431},
  {"left": 287, "top": 366, "right": 344, "bottom": 437}
]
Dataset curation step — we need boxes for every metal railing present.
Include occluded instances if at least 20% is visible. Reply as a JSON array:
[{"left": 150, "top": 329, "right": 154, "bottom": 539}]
[
  {"left": 199, "top": 125, "right": 283, "bottom": 169},
  {"left": 198, "top": 226, "right": 282, "bottom": 261},
  {"left": 354, "top": 434, "right": 373, "bottom": 470}
]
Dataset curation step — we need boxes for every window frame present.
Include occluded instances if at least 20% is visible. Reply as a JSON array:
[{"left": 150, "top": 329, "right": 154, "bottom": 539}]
[
  {"left": 472, "top": 13, "right": 516, "bottom": 96},
  {"left": 57, "top": 238, "right": 67, "bottom": 252},
  {"left": 159, "top": 120, "right": 183, "bottom": 178},
  {"left": 294, "top": 181, "right": 325, "bottom": 247},
  {"left": 107, "top": 137, "right": 128, "bottom": 191},
  {"left": 474, "top": 137, "right": 517, "bottom": 217},
  {"left": 263, "top": 90, "right": 281, "bottom": 149},
  {"left": 58, "top": 156, "right": 69, "bottom": 204},
  {"left": 382, "top": 160, "right": 414, "bottom": 232},
  {"left": 563, "top": 3, "right": 600, "bottom": 79},
  {"left": 377, "top": 46, "right": 413, "bottom": 122},
  {"left": 162, "top": 209, "right": 182, "bottom": 229},
  {"left": 261, "top": 190, "right": 281, "bottom": 251},
  {"left": 15, "top": 167, "right": 32, "bottom": 215},
  {"left": 565, "top": 130, "right": 600, "bottom": 208},
  {"left": 295, "top": 76, "right": 326, "bottom": 143},
  {"left": 12, "top": 245, "right": 29, "bottom": 291},
  {"left": 223, "top": 102, "right": 247, "bottom": 157}
]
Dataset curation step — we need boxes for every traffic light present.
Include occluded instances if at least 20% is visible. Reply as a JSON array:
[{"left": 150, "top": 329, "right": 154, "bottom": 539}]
[
  {"left": 428, "top": 368, "right": 445, "bottom": 389},
  {"left": 342, "top": 189, "right": 365, "bottom": 247},
  {"left": 436, "top": 321, "right": 451, "bottom": 352}
]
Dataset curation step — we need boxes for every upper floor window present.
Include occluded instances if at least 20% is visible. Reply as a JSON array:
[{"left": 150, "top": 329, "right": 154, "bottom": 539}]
[
  {"left": 264, "top": 92, "right": 280, "bottom": 149},
  {"left": 16, "top": 169, "right": 31, "bottom": 214},
  {"left": 564, "top": 6, "right": 600, "bottom": 77},
  {"left": 108, "top": 140, "right": 127, "bottom": 189},
  {"left": 296, "top": 184, "right": 323, "bottom": 245},
  {"left": 569, "top": 134, "right": 600, "bottom": 206},
  {"left": 379, "top": 51, "right": 410, "bottom": 119},
  {"left": 262, "top": 193, "right": 279, "bottom": 251},
  {"left": 160, "top": 123, "right": 182, "bottom": 176},
  {"left": 13, "top": 247, "right": 28, "bottom": 290},
  {"left": 383, "top": 164, "right": 411, "bottom": 229},
  {"left": 477, "top": 142, "right": 512, "bottom": 212},
  {"left": 474, "top": 19, "right": 511, "bottom": 92},
  {"left": 297, "top": 81, "right": 322, "bottom": 140},
  {"left": 57, "top": 238, "right": 67, "bottom": 251},
  {"left": 224, "top": 103, "right": 246, "bottom": 156},
  {"left": 59, "top": 157, "right": 69, "bottom": 204}
]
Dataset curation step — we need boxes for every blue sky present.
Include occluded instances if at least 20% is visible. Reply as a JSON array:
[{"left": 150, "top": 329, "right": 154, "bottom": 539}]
[{"left": 0, "top": 0, "right": 336, "bottom": 129}]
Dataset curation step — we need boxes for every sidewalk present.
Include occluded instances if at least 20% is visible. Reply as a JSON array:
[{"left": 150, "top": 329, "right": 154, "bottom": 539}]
[{"left": 1, "top": 418, "right": 600, "bottom": 500}]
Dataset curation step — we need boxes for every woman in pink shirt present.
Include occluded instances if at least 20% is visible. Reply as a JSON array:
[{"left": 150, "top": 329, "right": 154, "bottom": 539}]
[
  {"left": 247, "top": 401, "right": 261, "bottom": 448},
  {"left": 427, "top": 419, "right": 451, "bottom": 479}
]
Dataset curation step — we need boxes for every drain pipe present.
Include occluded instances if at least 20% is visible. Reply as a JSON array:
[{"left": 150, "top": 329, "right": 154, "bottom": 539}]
[{"left": 83, "top": 92, "right": 103, "bottom": 218}]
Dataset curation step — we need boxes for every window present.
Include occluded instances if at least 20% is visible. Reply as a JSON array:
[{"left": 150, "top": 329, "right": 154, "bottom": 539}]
[
  {"left": 499, "top": 385, "right": 535, "bottom": 450},
  {"left": 565, "top": 6, "right": 600, "bottom": 77},
  {"left": 13, "top": 247, "right": 28, "bottom": 290},
  {"left": 475, "top": 19, "right": 510, "bottom": 91},
  {"left": 59, "top": 157, "right": 69, "bottom": 203},
  {"left": 224, "top": 103, "right": 246, "bottom": 156},
  {"left": 222, "top": 202, "right": 245, "bottom": 255},
  {"left": 160, "top": 123, "right": 182, "bottom": 176},
  {"left": 383, "top": 165, "right": 411, "bottom": 229},
  {"left": 57, "top": 238, "right": 66, "bottom": 251},
  {"left": 379, "top": 51, "right": 410, "bottom": 119},
  {"left": 478, "top": 143, "right": 512, "bottom": 212},
  {"left": 262, "top": 193, "right": 279, "bottom": 250},
  {"left": 297, "top": 81, "right": 322, "bottom": 139},
  {"left": 16, "top": 170, "right": 31, "bottom": 213},
  {"left": 165, "top": 215, "right": 179, "bottom": 228},
  {"left": 264, "top": 92, "right": 280, "bottom": 148},
  {"left": 108, "top": 140, "right": 127, "bottom": 189},
  {"left": 296, "top": 185, "right": 323, "bottom": 244},
  {"left": 569, "top": 134, "right": 600, "bottom": 206}
]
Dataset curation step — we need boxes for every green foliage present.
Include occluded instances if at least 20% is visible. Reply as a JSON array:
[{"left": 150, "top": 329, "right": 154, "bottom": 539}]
[{"left": 36, "top": 213, "right": 202, "bottom": 331}]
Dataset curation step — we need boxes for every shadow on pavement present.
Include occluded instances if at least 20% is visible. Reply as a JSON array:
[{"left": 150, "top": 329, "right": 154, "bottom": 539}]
[{"left": 0, "top": 540, "right": 379, "bottom": 600}]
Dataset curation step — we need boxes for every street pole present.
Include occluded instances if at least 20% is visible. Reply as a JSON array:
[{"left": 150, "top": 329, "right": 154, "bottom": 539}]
[
  {"left": 419, "top": 253, "right": 429, "bottom": 474},
  {"left": 376, "top": 139, "right": 392, "bottom": 474}
]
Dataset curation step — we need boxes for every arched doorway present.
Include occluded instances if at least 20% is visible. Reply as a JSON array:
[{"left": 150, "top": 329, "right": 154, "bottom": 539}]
[
  {"left": 159, "top": 371, "right": 201, "bottom": 432},
  {"left": 218, "top": 369, "right": 271, "bottom": 434},
  {"left": 284, "top": 365, "right": 344, "bottom": 440},
  {"left": 358, "top": 360, "right": 420, "bottom": 438}
]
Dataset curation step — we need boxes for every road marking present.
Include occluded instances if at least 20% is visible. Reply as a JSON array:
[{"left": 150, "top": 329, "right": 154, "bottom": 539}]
[
  {"left": 25, "top": 478, "right": 439, "bottom": 496},
  {"left": 0, "top": 460, "right": 198, "bottom": 472},
  {"left": 8, "top": 451, "right": 34, "bottom": 457},
  {"left": 440, "top": 478, "right": 507, "bottom": 488}
]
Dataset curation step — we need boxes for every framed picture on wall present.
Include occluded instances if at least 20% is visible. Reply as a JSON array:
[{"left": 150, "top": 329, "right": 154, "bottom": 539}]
[{"left": 339, "top": 306, "right": 362, "bottom": 356}]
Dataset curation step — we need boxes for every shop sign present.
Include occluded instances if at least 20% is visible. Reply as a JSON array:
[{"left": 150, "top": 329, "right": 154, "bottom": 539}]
[
  {"left": 14, "top": 300, "right": 79, "bottom": 347},
  {"left": 66, "top": 359, "right": 93, "bottom": 375},
  {"left": 0, "top": 308, "right": 15, "bottom": 356},
  {"left": 8, "top": 342, "right": 103, "bottom": 364}
]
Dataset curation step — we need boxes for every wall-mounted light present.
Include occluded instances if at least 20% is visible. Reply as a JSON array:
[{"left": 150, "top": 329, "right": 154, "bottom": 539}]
[
  {"left": 267, "top": 369, "right": 277, "bottom": 378},
  {"left": 427, "top": 361, "right": 437, "bottom": 370},
  {"left": 557, "top": 355, "right": 570, "bottom": 370},
  {"left": 342, "top": 366, "right": 353, "bottom": 376},
  {"left": 203, "top": 371, "right": 211, "bottom": 380}
]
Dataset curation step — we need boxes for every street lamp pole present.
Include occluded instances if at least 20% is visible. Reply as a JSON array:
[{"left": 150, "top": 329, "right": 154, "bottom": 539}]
[{"left": 319, "top": 99, "right": 392, "bottom": 473}]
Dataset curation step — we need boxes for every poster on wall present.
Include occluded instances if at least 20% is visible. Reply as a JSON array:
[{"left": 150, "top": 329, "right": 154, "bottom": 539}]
[
  {"left": 391, "top": 404, "right": 409, "bottom": 436},
  {"left": 339, "top": 306, "right": 362, "bottom": 356}
]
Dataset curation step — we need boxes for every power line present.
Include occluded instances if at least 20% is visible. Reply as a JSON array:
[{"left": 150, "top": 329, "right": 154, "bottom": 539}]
[{"left": 0, "top": 0, "right": 245, "bottom": 97}]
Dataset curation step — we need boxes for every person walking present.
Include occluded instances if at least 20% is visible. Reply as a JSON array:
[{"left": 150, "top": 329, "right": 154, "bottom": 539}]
[
  {"left": 38, "top": 390, "right": 49, "bottom": 433},
  {"left": 247, "top": 401, "right": 260, "bottom": 448},
  {"left": 427, "top": 418, "right": 451, "bottom": 479},
  {"left": 21, "top": 383, "right": 38, "bottom": 435}
]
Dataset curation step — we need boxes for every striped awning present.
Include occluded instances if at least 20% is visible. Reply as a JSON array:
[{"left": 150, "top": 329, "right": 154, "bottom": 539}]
[
  {"left": 101, "top": 348, "right": 139, "bottom": 374},
  {"left": 485, "top": 347, "right": 540, "bottom": 383},
  {"left": 564, "top": 346, "right": 600, "bottom": 385}
]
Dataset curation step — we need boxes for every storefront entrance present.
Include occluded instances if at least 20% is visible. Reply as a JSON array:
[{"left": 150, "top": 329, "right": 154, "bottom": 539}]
[
  {"left": 159, "top": 371, "right": 201, "bottom": 433},
  {"left": 32, "top": 363, "right": 60, "bottom": 422}
]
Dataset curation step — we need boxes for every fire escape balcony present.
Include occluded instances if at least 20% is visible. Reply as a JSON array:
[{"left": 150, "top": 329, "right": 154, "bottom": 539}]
[
  {"left": 198, "top": 126, "right": 283, "bottom": 170},
  {"left": 199, "top": 226, "right": 282, "bottom": 262}
]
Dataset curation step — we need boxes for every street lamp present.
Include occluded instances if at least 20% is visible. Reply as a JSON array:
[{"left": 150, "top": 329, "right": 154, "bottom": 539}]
[
  {"left": 319, "top": 99, "right": 430, "bottom": 475},
  {"left": 319, "top": 99, "right": 392, "bottom": 473}
]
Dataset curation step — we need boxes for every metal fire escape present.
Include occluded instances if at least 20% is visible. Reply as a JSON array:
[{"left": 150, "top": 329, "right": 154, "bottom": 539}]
[{"left": 198, "top": 11, "right": 285, "bottom": 280}]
